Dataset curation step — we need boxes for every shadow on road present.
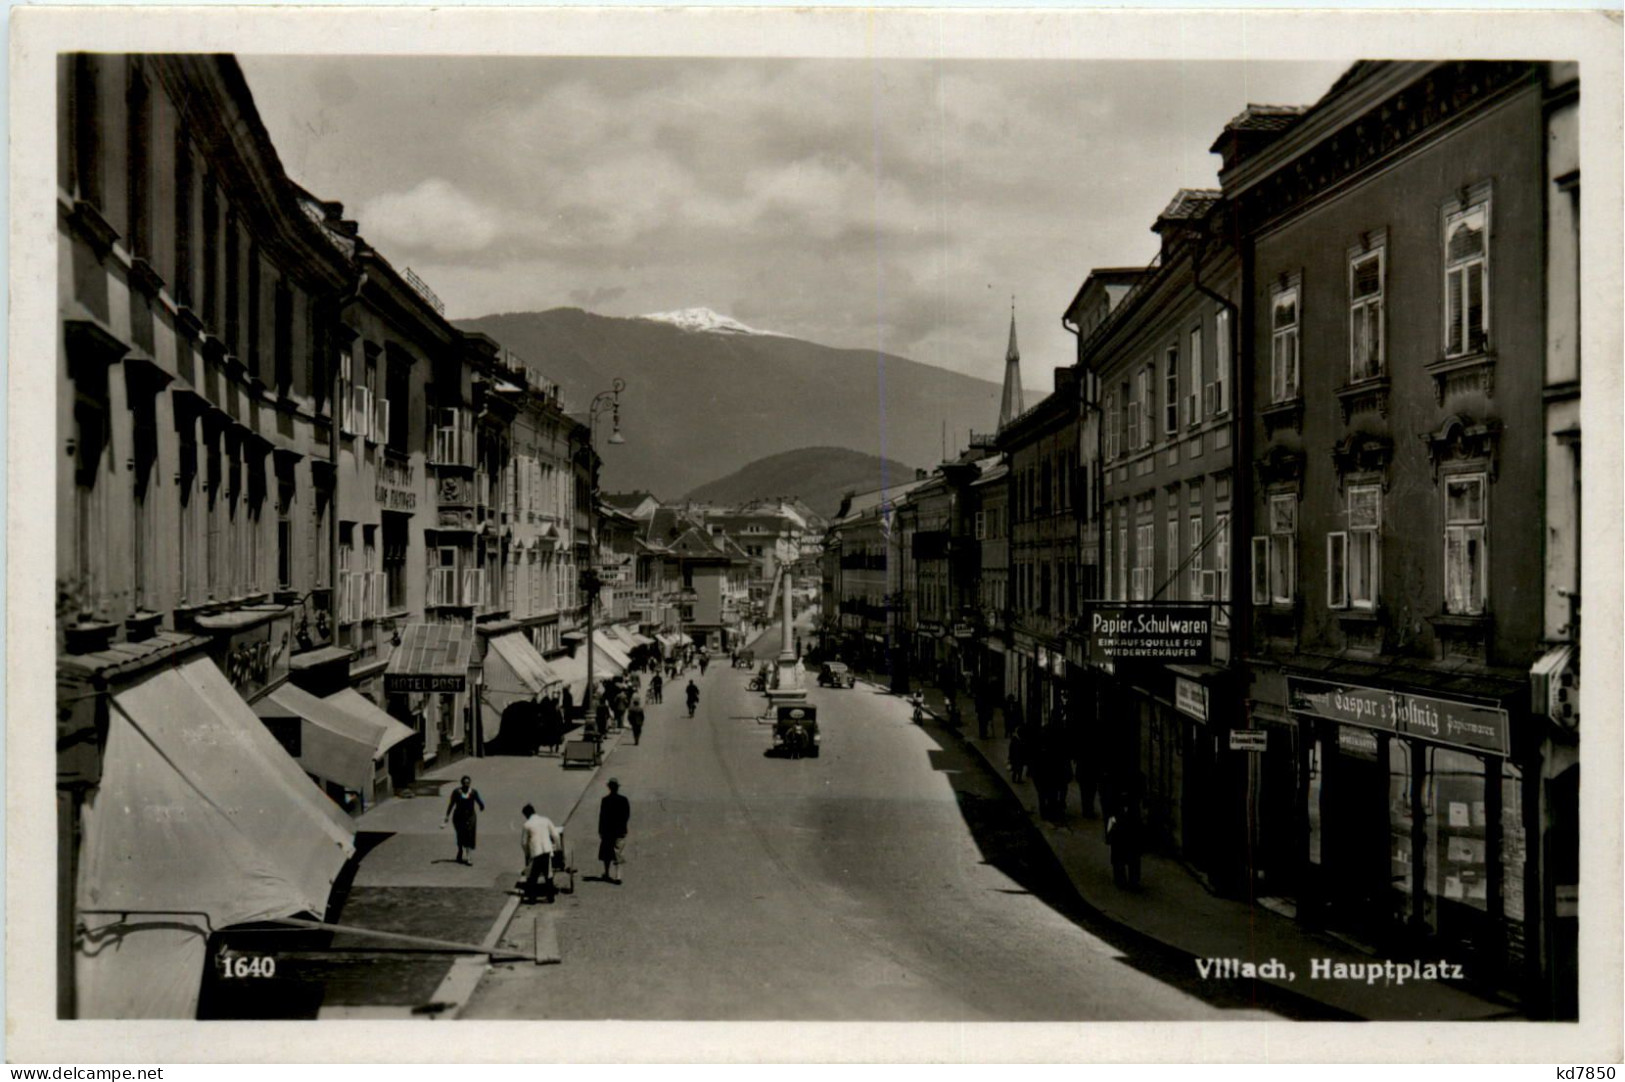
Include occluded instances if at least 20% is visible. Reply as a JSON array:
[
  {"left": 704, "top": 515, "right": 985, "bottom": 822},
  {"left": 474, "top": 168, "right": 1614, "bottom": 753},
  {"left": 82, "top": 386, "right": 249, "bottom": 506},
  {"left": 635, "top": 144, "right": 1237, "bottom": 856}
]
[{"left": 924, "top": 729, "right": 1355, "bottom": 1021}]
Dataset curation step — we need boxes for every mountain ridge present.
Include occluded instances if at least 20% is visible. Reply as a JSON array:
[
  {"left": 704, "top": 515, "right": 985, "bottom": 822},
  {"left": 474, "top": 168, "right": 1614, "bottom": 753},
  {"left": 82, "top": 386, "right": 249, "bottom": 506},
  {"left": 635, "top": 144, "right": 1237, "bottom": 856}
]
[
  {"left": 454, "top": 307, "right": 1002, "bottom": 499},
  {"left": 683, "top": 446, "right": 917, "bottom": 520}
]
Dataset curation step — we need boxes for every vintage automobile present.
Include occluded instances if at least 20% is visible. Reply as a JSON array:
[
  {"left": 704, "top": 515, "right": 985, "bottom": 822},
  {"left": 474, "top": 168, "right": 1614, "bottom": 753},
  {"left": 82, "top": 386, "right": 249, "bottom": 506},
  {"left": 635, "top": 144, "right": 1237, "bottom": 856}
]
[
  {"left": 774, "top": 703, "right": 820, "bottom": 759},
  {"left": 817, "top": 661, "right": 856, "bottom": 689}
]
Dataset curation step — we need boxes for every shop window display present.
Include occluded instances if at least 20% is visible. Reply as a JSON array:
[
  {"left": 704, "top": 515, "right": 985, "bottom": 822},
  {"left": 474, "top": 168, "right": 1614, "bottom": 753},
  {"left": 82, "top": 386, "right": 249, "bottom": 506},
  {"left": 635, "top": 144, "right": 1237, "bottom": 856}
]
[
  {"left": 1427, "top": 747, "right": 1489, "bottom": 937},
  {"left": 1388, "top": 739, "right": 1415, "bottom": 924}
]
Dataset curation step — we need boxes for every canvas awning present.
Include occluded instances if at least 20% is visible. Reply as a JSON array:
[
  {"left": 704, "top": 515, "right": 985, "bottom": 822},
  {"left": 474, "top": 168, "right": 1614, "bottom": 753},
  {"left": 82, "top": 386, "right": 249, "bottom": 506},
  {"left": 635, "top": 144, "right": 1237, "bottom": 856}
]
[
  {"left": 592, "top": 631, "right": 633, "bottom": 672},
  {"left": 323, "top": 688, "right": 416, "bottom": 758},
  {"left": 256, "top": 682, "right": 382, "bottom": 797},
  {"left": 385, "top": 623, "right": 474, "bottom": 694},
  {"left": 484, "top": 631, "right": 562, "bottom": 698},
  {"left": 77, "top": 655, "right": 354, "bottom": 1018}
]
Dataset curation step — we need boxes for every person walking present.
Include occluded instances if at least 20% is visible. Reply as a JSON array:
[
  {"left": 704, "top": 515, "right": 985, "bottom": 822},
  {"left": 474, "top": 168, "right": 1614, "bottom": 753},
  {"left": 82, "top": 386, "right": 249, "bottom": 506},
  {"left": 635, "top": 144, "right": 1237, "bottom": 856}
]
[
  {"left": 650, "top": 672, "right": 664, "bottom": 704},
  {"left": 628, "top": 695, "right": 646, "bottom": 745},
  {"left": 442, "top": 776, "right": 484, "bottom": 865},
  {"left": 561, "top": 686, "right": 575, "bottom": 722},
  {"left": 597, "top": 778, "right": 631, "bottom": 884},
  {"left": 685, "top": 679, "right": 700, "bottom": 718},
  {"left": 1106, "top": 784, "right": 1142, "bottom": 889},
  {"left": 699, "top": 653, "right": 710, "bottom": 677},
  {"left": 519, "top": 803, "right": 564, "bottom": 904},
  {"left": 594, "top": 695, "right": 612, "bottom": 742},
  {"left": 1007, "top": 723, "right": 1029, "bottom": 784},
  {"left": 1035, "top": 723, "right": 1073, "bottom": 821},
  {"left": 1004, "top": 694, "right": 1024, "bottom": 741}
]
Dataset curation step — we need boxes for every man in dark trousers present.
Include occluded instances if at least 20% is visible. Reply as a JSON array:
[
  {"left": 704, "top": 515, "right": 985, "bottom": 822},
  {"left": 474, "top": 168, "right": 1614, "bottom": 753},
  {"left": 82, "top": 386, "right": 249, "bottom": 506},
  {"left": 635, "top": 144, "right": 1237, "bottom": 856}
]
[{"left": 597, "top": 777, "right": 631, "bottom": 884}]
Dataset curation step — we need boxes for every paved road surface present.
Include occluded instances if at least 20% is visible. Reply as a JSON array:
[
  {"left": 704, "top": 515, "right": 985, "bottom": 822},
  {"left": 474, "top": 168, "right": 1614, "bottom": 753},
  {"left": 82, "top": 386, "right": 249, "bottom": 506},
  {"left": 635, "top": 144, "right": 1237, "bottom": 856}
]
[{"left": 464, "top": 624, "right": 1280, "bottom": 1021}]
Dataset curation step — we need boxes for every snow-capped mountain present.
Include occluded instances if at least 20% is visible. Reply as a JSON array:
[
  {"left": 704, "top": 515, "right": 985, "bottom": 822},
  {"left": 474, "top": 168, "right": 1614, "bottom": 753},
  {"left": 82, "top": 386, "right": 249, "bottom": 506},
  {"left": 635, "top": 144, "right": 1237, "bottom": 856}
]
[{"left": 636, "top": 307, "right": 784, "bottom": 337}]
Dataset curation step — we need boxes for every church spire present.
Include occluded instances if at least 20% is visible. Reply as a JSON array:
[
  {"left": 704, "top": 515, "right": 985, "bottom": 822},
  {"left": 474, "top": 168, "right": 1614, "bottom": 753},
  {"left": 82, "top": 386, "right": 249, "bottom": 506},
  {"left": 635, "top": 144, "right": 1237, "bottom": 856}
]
[{"left": 998, "top": 297, "right": 1025, "bottom": 430}]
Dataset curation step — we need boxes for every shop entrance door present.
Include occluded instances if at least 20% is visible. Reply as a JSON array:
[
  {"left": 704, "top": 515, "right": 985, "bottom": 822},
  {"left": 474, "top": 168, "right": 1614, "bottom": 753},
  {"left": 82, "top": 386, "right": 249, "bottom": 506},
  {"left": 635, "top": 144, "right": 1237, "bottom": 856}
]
[{"left": 1324, "top": 737, "right": 1390, "bottom": 936}]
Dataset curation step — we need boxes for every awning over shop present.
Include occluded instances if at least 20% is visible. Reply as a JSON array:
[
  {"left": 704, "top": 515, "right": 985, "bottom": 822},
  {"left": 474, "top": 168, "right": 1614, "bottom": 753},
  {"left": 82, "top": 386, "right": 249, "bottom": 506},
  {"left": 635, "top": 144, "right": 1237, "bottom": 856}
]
[
  {"left": 592, "top": 630, "right": 633, "bottom": 672},
  {"left": 385, "top": 623, "right": 474, "bottom": 694},
  {"left": 256, "top": 682, "right": 384, "bottom": 796},
  {"left": 323, "top": 688, "right": 416, "bottom": 757},
  {"left": 485, "top": 631, "right": 562, "bottom": 698},
  {"left": 78, "top": 655, "right": 354, "bottom": 1019},
  {"left": 548, "top": 649, "right": 590, "bottom": 698}
]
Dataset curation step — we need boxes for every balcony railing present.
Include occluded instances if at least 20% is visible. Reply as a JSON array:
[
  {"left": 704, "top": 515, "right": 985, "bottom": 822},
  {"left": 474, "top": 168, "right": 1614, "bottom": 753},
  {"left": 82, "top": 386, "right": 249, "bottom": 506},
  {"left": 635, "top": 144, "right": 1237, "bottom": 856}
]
[
  {"left": 430, "top": 408, "right": 475, "bottom": 467},
  {"left": 427, "top": 567, "right": 489, "bottom": 610}
]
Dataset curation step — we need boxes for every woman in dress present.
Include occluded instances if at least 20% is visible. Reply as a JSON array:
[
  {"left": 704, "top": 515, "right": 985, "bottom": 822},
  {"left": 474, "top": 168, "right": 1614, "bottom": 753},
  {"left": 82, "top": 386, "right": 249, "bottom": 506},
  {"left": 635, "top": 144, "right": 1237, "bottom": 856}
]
[{"left": 443, "top": 775, "right": 485, "bottom": 865}]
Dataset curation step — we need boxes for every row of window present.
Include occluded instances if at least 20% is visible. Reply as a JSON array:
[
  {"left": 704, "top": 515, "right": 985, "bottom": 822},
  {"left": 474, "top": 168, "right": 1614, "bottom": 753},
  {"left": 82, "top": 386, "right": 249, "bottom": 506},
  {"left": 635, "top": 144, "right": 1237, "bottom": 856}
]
[
  {"left": 1010, "top": 556, "right": 1088, "bottom": 621},
  {"left": 1104, "top": 307, "right": 1233, "bottom": 461},
  {"left": 1250, "top": 476, "right": 1487, "bottom": 616},
  {"left": 1268, "top": 190, "right": 1491, "bottom": 404},
  {"left": 1014, "top": 447, "right": 1082, "bottom": 523}
]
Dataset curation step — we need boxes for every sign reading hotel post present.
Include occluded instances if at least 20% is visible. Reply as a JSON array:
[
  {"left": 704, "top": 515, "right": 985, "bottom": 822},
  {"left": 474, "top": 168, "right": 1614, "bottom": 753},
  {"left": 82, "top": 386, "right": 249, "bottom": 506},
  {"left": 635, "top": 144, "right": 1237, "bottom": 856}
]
[
  {"left": 1287, "top": 677, "right": 1510, "bottom": 757},
  {"left": 1086, "top": 604, "right": 1212, "bottom": 663}
]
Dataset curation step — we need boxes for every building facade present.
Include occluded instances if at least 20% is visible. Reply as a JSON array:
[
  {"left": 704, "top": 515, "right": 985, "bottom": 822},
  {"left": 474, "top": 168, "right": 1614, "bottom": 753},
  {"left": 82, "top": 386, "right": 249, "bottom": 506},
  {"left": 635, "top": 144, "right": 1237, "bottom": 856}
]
[
  {"left": 1221, "top": 61, "right": 1574, "bottom": 1011},
  {"left": 1076, "top": 190, "right": 1243, "bottom": 879}
]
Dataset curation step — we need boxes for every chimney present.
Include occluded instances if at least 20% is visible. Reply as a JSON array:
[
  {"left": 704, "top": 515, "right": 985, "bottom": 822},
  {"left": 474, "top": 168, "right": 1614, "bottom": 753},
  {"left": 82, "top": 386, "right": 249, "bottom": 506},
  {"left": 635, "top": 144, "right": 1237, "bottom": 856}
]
[{"left": 1054, "top": 366, "right": 1078, "bottom": 394}]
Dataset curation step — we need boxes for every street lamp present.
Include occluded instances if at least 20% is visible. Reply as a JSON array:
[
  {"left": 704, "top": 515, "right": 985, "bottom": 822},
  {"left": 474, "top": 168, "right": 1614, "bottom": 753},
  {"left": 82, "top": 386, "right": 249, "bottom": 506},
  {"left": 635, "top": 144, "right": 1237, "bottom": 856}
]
[{"left": 583, "top": 378, "right": 626, "bottom": 729}]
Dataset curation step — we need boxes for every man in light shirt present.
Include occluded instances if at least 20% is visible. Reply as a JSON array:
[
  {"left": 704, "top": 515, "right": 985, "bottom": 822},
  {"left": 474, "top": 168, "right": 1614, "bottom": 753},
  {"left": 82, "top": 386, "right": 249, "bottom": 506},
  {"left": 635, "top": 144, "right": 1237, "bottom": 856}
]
[{"left": 520, "top": 803, "right": 564, "bottom": 904}]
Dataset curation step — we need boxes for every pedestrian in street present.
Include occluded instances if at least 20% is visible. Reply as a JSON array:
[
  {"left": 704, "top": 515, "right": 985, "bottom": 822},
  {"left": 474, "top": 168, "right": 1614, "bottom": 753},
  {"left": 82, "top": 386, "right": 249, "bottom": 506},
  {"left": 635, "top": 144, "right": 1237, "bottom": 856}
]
[
  {"left": 1106, "top": 784, "right": 1142, "bottom": 889},
  {"left": 612, "top": 686, "right": 629, "bottom": 731},
  {"left": 685, "top": 679, "right": 700, "bottom": 718},
  {"left": 699, "top": 653, "right": 710, "bottom": 676},
  {"left": 628, "top": 695, "right": 646, "bottom": 745},
  {"left": 561, "top": 685, "right": 575, "bottom": 722},
  {"left": 1035, "top": 724, "right": 1072, "bottom": 821},
  {"left": 650, "top": 672, "right": 664, "bottom": 704},
  {"left": 1007, "top": 723, "right": 1029, "bottom": 784},
  {"left": 539, "top": 694, "right": 563, "bottom": 756},
  {"left": 443, "top": 776, "right": 484, "bottom": 865},
  {"left": 595, "top": 696, "right": 612, "bottom": 742},
  {"left": 597, "top": 778, "right": 631, "bottom": 884},
  {"left": 1004, "top": 694, "right": 1024, "bottom": 741},
  {"left": 519, "top": 803, "right": 563, "bottom": 904}
]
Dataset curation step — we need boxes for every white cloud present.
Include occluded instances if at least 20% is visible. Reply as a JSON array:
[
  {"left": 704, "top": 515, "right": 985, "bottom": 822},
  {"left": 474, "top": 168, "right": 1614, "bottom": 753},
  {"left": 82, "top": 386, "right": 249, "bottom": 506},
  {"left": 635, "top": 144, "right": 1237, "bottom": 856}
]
[{"left": 357, "top": 178, "right": 501, "bottom": 256}]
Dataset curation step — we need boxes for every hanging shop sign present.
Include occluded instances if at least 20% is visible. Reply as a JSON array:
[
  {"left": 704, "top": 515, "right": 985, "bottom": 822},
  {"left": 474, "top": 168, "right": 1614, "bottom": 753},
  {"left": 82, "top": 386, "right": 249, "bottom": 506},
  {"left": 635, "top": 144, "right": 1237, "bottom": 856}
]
[
  {"left": 1287, "top": 677, "right": 1509, "bottom": 757},
  {"left": 1174, "top": 677, "right": 1208, "bottom": 722},
  {"left": 1229, "top": 729, "right": 1268, "bottom": 752},
  {"left": 952, "top": 624, "right": 975, "bottom": 639},
  {"left": 202, "top": 610, "right": 294, "bottom": 700},
  {"left": 1085, "top": 603, "right": 1212, "bottom": 663}
]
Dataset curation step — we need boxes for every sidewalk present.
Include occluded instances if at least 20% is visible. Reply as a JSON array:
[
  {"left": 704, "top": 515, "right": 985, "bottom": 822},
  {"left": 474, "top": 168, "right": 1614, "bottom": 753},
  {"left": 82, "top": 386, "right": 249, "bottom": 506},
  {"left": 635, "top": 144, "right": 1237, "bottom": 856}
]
[
  {"left": 312, "top": 724, "right": 627, "bottom": 1015},
  {"left": 890, "top": 677, "right": 1521, "bottom": 1022}
]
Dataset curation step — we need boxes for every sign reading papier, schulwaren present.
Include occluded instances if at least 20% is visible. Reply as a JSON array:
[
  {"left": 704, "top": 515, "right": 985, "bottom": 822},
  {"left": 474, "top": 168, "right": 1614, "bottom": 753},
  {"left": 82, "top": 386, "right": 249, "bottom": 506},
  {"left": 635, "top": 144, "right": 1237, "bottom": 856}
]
[
  {"left": 1287, "top": 677, "right": 1510, "bottom": 756},
  {"left": 1086, "top": 604, "right": 1212, "bottom": 663}
]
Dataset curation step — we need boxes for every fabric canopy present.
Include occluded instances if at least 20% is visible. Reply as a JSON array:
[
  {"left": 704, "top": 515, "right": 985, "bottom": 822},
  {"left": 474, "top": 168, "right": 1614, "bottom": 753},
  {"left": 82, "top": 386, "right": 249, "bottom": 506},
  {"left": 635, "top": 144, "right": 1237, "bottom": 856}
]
[
  {"left": 592, "top": 631, "right": 633, "bottom": 671},
  {"left": 485, "top": 632, "right": 561, "bottom": 697},
  {"left": 323, "top": 688, "right": 416, "bottom": 757},
  {"left": 547, "top": 642, "right": 624, "bottom": 699},
  {"left": 77, "top": 655, "right": 354, "bottom": 1019},
  {"left": 258, "top": 682, "right": 381, "bottom": 796}
]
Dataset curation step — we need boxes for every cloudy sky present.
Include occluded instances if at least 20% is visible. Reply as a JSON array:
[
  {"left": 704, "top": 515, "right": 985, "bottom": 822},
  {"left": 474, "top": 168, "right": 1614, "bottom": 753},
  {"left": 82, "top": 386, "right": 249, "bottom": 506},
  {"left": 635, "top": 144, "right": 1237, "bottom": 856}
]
[{"left": 240, "top": 56, "right": 1345, "bottom": 391}]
